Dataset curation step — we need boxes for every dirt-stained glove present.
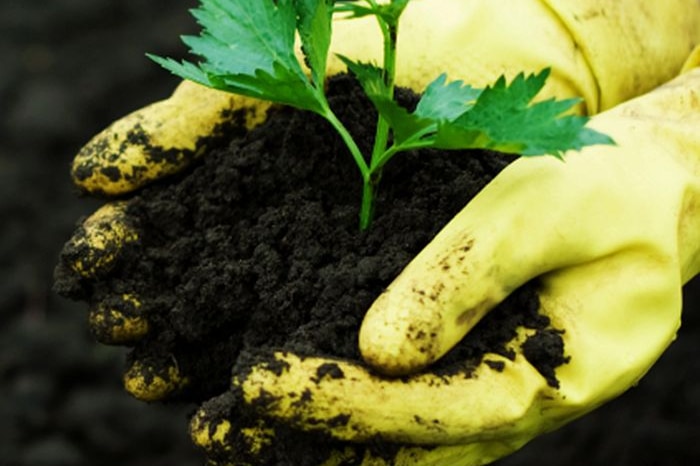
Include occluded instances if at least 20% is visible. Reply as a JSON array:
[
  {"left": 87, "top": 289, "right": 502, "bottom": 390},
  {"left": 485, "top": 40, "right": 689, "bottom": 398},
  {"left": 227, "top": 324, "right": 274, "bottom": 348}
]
[
  {"left": 54, "top": 0, "right": 700, "bottom": 462},
  {"left": 191, "top": 61, "right": 700, "bottom": 466}
]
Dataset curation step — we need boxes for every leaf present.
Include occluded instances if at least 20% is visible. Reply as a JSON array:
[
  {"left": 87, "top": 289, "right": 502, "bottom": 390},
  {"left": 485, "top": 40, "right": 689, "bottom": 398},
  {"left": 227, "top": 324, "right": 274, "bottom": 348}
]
[
  {"left": 146, "top": 54, "right": 214, "bottom": 88},
  {"left": 190, "top": 0, "right": 299, "bottom": 77},
  {"left": 148, "top": 0, "right": 326, "bottom": 113},
  {"left": 336, "top": 55, "right": 387, "bottom": 97},
  {"left": 414, "top": 73, "right": 482, "bottom": 122},
  {"left": 296, "top": 0, "right": 333, "bottom": 85},
  {"left": 372, "top": 96, "right": 435, "bottom": 145},
  {"left": 218, "top": 63, "right": 327, "bottom": 111},
  {"left": 433, "top": 69, "right": 615, "bottom": 157}
]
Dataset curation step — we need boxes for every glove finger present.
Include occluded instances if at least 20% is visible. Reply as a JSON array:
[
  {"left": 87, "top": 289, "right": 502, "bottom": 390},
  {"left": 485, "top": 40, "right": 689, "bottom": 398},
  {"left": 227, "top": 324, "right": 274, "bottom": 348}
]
[
  {"left": 190, "top": 393, "right": 356, "bottom": 466},
  {"left": 88, "top": 292, "right": 149, "bottom": 345},
  {"left": 54, "top": 201, "right": 137, "bottom": 294},
  {"left": 123, "top": 331, "right": 246, "bottom": 402},
  {"left": 330, "top": 0, "right": 700, "bottom": 115},
  {"left": 123, "top": 350, "right": 190, "bottom": 402},
  {"left": 234, "top": 351, "right": 552, "bottom": 446},
  {"left": 192, "top": 401, "right": 521, "bottom": 466},
  {"left": 72, "top": 80, "right": 270, "bottom": 196},
  {"left": 56, "top": 201, "right": 153, "bottom": 345}
]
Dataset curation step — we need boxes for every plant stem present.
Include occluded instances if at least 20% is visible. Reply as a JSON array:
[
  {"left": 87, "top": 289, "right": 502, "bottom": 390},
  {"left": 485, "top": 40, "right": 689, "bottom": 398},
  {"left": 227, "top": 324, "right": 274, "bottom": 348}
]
[
  {"left": 320, "top": 103, "right": 380, "bottom": 232},
  {"left": 369, "top": 15, "right": 398, "bottom": 171},
  {"left": 321, "top": 104, "right": 369, "bottom": 177},
  {"left": 359, "top": 6, "right": 400, "bottom": 230},
  {"left": 359, "top": 177, "right": 376, "bottom": 231},
  {"left": 375, "top": 126, "right": 437, "bottom": 169}
]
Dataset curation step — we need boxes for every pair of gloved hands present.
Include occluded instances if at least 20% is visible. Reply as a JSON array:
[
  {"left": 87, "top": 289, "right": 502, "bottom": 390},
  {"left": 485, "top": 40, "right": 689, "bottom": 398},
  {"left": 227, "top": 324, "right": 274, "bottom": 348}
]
[{"left": 57, "top": 1, "right": 700, "bottom": 465}]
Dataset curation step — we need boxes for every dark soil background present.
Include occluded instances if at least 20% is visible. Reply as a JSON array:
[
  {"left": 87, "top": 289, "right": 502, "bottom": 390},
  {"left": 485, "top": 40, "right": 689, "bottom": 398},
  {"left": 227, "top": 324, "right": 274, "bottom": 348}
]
[{"left": 2, "top": 1, "right": 698, "bottom": 465}]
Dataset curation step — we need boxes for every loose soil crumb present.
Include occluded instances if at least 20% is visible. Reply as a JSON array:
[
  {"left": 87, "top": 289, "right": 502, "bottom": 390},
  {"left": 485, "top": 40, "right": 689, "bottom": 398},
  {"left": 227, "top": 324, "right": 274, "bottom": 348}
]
[{"left": 55, "top": 75, "right": 568, "bottom": 463}]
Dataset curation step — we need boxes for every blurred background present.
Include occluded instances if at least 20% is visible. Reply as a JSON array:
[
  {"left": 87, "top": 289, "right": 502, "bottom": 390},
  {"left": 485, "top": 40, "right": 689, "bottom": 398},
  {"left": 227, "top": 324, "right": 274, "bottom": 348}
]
[{"left": 0, "top": 1, "right": 698, "bottom": 465}]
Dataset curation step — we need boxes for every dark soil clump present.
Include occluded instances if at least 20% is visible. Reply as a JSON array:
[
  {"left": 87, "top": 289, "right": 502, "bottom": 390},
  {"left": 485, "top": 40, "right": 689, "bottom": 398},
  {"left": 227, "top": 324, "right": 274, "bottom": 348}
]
[{"left": 55, "top": 75, "right": 567, "bottom": 460}]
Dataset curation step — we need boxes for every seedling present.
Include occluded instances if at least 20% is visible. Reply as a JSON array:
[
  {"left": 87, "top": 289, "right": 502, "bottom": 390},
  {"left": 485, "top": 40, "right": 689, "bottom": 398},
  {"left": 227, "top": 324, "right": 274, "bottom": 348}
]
[{"left": 149, "top": 0, "right": 613, "bottom": 230}]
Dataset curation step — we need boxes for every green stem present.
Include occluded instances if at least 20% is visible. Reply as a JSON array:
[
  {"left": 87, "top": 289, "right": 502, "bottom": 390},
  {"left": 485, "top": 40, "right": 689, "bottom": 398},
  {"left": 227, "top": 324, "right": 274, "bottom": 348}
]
[
  {"left": 321, "top": 105, "right": 369, "bottom": 177},
  {"left": 328, "top": 1, "right": 407, "bottom": 231},
  {"left": 360, "top": 8, "right": 399, "bottom": 230},
  {"left": 320, "top": 104, "right": 376, "bottom": 230},
  {"left": 359, "top": 177, "right": 376, "bottom": 231},
  {"left": 369, "top": 19, "right": 398, "bottom": 172},
  {"left": 374, "top": 126, "right": 438, "bottom": 170}
]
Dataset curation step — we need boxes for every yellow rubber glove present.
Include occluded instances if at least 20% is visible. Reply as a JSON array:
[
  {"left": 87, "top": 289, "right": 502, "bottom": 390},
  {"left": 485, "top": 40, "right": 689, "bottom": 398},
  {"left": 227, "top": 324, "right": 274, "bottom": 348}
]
[
  {"left": 54, "top": 0, "right": 700, "bottom": 461},
  {"left": 192, "top": 60, "right": 700, "bottom": 466}
]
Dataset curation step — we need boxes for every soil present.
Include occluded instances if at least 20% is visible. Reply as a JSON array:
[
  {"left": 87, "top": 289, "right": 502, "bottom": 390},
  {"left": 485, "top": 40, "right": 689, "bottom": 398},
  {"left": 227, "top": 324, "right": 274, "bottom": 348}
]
[
  {"left": 55, "top": 74, "right": 567, "bottom": 408},
  {"left": 3, "top": 1, "right": 700, "bottom": 465}
]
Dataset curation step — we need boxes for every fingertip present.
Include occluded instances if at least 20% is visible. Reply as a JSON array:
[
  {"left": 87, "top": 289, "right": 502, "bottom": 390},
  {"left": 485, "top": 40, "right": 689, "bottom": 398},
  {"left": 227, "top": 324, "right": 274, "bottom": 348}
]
[
  {"left": 359, "top": 277, "right": 496, "bottom": 376},
  {"left": 88, "top": 293, "right": 149, "bottom": 344},
  {"left": 191, "top": 391, "right": 278, "bottom": 466},
  {"left": 123, "top": 358, "right": 188, "bottom": 402},
  {"left": 358, "top": 289, "right": 439, "bottom": 376},
  {"left": 70, "top": 111, "right": 197, "bottom": 196},
  {"left": 65, "top": 202, "right": 137, "bottom": 279},
  {"left": 190, "top": 407, "right": 235, "bottom": 452}
]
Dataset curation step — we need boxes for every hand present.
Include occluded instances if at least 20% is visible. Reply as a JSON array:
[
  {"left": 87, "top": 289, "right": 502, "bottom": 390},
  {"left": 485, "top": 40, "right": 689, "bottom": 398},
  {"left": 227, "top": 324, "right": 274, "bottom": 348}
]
[
  {"left": 54, "top": 0, "right": 700, "bottom": 462},
  {"left": 194, "top": 64, "right": 700, "bottom": 466}
]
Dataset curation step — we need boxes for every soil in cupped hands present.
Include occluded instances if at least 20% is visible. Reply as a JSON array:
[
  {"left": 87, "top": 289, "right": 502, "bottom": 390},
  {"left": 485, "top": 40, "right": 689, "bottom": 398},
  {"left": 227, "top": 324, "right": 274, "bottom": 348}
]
[{"left": 55, "top": 74, "right": 568, "bottom": 463}]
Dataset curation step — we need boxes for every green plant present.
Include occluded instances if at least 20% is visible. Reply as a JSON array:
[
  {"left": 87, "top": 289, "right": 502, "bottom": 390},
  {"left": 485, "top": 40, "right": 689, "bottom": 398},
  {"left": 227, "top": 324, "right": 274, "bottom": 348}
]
[{"left": 149, "top": 0, "right": 613, "bottom": 230}]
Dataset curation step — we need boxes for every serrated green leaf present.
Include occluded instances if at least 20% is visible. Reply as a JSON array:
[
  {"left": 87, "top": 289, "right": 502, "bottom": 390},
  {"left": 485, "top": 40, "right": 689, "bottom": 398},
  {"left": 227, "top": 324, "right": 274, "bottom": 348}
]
[
  {"left": 432, "top": 69, "right": 614, "bottom": 157},
  {"left": 148, "top": 0, "right": 325, "bottom": 113},
  {"left": 296, "top": 0, "right": 333, "bottom": 85},
  {"left": 336, "top": 55, "right": 387, "bottom": 96},
  {"left": 146, "top": 54, "right": 214, "bottom": 87},
  {"left": 415, "top": 73, "right": 482, "bottom": 122},
  {"left": 372, "top": 96, "right": 435, "bottom": 145},
  {"left": 190, "top": 0, "right": 299, "bottom": 76},
  {"left": 216, "top": 63, "right": 325, "bottom": 111}
]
